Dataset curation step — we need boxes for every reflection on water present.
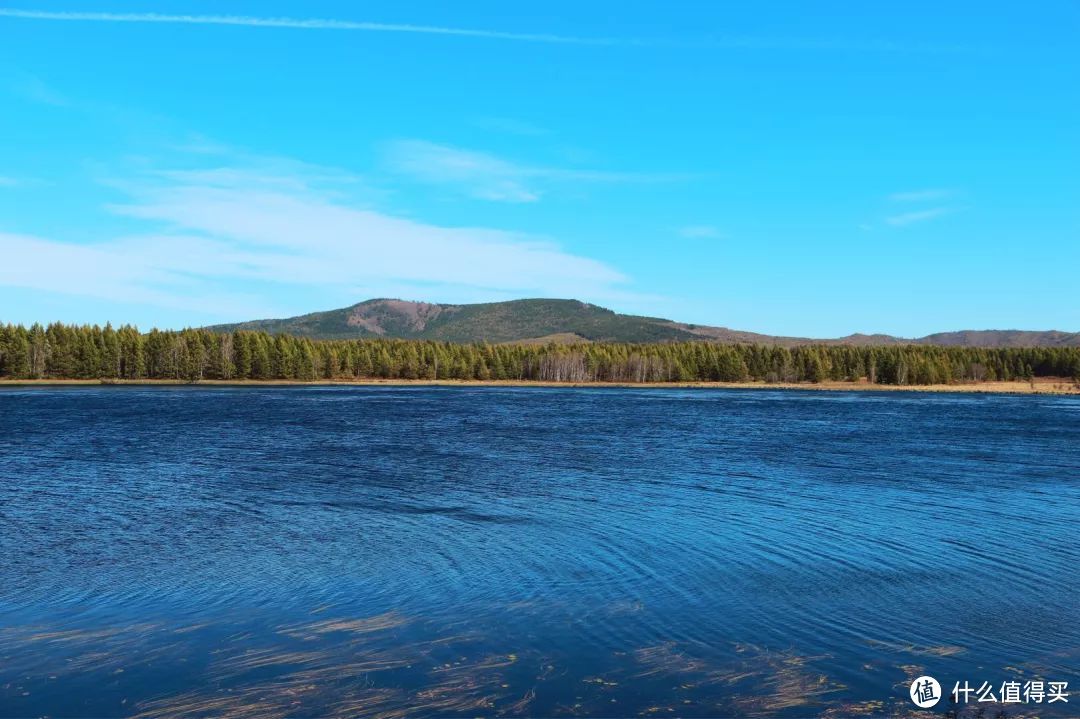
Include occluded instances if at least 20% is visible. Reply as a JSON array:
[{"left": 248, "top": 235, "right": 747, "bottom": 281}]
[{"left": 1, "top": 387, "right": 1078, "bottom": 717}]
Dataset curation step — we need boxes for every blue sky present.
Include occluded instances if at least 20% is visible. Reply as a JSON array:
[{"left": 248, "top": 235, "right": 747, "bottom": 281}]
[{"left": 1, "top": 1, "right": 1077, "bottom": 337}]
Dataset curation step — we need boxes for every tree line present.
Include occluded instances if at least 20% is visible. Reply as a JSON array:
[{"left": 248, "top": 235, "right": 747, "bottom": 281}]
[{"left": 2, "top": 323, "right": 1079, "bottom": 385}]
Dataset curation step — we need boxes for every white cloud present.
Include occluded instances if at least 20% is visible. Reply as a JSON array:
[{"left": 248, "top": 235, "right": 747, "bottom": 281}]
[
  {"left": 383, "top": 140, "right": 688, "bottom": 203},
  {"left": 0, "top": 231, "right": 270, "bottom": 316},
  {"left": 0, "top": 159, "right": 637, "bottom": 320},
  {"left": 0, "top": 176, "right": 21, "bottom": 187},
  {"left": 888, "top": 188, "right": 956, "bottom": 203},
  {"left": 885, "top": 207, "right": 954, "bottom": 226},
  {"left": 678, "top": 225, "right": 722, "bottom": 239}
]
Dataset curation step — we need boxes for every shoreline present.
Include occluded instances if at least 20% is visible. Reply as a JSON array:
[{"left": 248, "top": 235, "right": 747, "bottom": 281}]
[{"left": 1, "top": 378, "right": 1078, "bottom": 395}]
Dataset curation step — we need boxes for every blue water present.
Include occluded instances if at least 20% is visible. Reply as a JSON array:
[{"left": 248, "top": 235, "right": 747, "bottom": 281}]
[{"left": 1, "top": 386, "right": 1078, "bottom": 718}]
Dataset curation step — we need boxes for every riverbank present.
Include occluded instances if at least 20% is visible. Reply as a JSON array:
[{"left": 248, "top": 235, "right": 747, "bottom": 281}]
[{"left": 2, "top": 377, "right": 1078, "bottom": 394}]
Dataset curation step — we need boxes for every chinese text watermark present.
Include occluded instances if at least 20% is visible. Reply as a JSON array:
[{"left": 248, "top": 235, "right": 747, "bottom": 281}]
[{"left": 909, "top": 677, "right": 1069, "bottom": 708}]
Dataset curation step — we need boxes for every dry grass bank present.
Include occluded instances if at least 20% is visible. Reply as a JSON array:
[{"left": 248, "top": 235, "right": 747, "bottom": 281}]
[{"left": 1, "top": 377, "right": 1078, "bottom": 394}]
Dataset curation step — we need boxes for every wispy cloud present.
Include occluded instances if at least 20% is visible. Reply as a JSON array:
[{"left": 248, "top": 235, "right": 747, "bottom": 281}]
[
  {"left": 3, "top": 70, "right": 69, "bottom": 106},
  {"left": 881, "top": 187, "right": 964, "bottom": 226},
  {"left": 888, "top": 188, "right": 956, "bottom": 203},
  {"left": 0, "top": 9, "right": 972, "bottom": 53},
  {"left": 885, "top": 207, "right": 954, "bottom": 227},
  {"left": 383, "top": 140, "right": 688, "bottom": 203},
  {"left": 0, "top": 175, "right": 45, "bottom": 188},
  {"left": 470, "top": 117, "right": 549, "bottom": 136},
  {"left": 678, "top": 225, "right": 723, "bottom": 239},
  {"left": 0, "top": 154, "right": 640, "bottom": 320},
  {"left": 0, "top": 230, "right": 272, "bottom": 317},
  {"left": 0, "top": 9, "right": 622, "bottom": 45},
  {"left": 384, "top": 141, "right": 541, "bottom": 202}
]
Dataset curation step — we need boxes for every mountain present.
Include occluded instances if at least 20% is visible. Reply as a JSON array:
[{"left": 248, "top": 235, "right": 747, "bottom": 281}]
[
  {"left": 206, "top": 298, "right": 1080, "bottom": 347},
  {"left": 208, "top": 299, "right": 703, "bottom": 343},
  {"left": 913, "top": 330, "right": 1080, "bottom": 348}
]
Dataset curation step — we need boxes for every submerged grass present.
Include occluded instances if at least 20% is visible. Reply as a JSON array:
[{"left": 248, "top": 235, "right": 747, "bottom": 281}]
[{"left": 1, "top": 615, "right": 1073, "bottom": 718}]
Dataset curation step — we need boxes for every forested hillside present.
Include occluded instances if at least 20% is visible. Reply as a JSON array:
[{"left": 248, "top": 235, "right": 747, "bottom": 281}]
[
  {"left": 207, "top": 298, "right": 710, "bottom": 343},
  {"left": 206, "top": 298, "right": 1080, "bottom": 347},
  {"left": 3, "top": 323, "right": 1079, "bottom": 385}
]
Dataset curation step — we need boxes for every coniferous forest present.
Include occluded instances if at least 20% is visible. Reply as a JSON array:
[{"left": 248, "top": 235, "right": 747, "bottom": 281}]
[{"left": 1, "top": 323, "right": 1079, "bottom": 385}]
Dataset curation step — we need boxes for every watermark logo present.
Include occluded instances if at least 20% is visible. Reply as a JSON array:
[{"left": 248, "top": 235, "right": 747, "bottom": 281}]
[
  {"left": 910, "top": 675, "right": 942, "bottom": 708},
  {"left": 907, "top": 676, "right": 1070, "bottom": 708},
  {"left": 952, "top": 680, "right": 1069, "bottom": 705}
]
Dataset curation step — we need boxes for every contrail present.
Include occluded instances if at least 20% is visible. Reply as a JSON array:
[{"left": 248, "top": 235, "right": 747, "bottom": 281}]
[
  {"left": 0, "top": 8, "right": 624, "bottom": 45},
  {"left": 0, "top": 8, "right": 973, "bottom": 54}
]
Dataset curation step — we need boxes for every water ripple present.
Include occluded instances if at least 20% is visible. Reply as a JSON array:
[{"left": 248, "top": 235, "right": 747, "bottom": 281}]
[{"left": 1, "top": 386, "right": 1078, "bottom": 716}]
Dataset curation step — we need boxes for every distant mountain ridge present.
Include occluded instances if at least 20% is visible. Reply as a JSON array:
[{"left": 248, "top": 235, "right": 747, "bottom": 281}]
[{"left": 206, "top": 298, "right": 1080, "bottom": 347}]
